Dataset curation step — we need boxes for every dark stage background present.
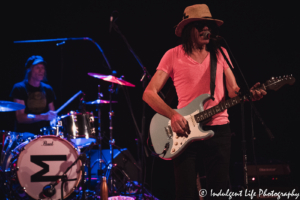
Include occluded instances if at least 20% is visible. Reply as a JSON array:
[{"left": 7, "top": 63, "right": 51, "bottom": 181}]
[{"left": 1, "top": 1, "right": 300, "bottom": 199}]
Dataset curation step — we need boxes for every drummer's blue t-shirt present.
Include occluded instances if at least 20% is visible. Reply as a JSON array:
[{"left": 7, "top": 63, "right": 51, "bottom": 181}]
[{"left": 10, "top": 80, "right": 56, "bottom": 135}]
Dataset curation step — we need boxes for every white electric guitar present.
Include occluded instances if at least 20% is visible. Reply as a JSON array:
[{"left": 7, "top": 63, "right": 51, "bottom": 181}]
[{"left": 149, "top": 76, "right": 295, "bottom": 160}]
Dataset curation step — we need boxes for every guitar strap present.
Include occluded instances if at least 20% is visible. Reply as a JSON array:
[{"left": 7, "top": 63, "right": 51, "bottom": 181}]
[{"left": 210, "top": 49, "right": 217, "bottom": 101}]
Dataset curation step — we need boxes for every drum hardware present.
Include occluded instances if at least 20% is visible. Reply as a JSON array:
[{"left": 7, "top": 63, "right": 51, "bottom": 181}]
[
  {"left": 88, "top": 72, "right": 135, "bottom": 196},
  {"left": 108, "top": 82, "right": 117, "bottom": 194},
  {"left": 56, "top": 141, "right": 95, "bottom": 200},
  {"left": 84, "top": 84, "right": 119, "bottom": 192},
  {"left": 1, "top": 130, "right": 6, "bottom": 156},
  {"left": 85, "top": 99, "right": 118, "bottom": 104},
  {"left": 40, "top": 119, "right": 63, "bottom": 136},
  {"left": 91, "top": 158, "right": 106, "bottom": 170},
  {"left": 85, "top": 85, "right": 120, "bottom": 178},
  {"left": 111, "top": 20, "right": 160, "bottom": 199},
  {"left": 1, "top": 132, "right": 35, "bottom": 171},
  {"left": 97, "top": 85, "right": 104, "bottom": 181}
]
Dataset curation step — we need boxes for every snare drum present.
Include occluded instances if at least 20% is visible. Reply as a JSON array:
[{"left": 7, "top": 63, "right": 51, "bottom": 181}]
[
  {"left": 60, "top": 111, "right": 96, "bottom": 148},
  {"left": 4, "top": 135, "right": 82, "bottom": 199}
]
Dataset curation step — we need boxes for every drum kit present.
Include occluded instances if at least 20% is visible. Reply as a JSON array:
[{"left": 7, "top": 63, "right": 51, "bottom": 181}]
[{"left": 0, "top": 73, "right": 138, "bottom": 200}]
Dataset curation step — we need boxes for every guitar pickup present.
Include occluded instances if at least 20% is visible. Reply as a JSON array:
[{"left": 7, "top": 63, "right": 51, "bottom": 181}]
[{"left": 165, "top": 126, "right": 173, "bottom": 139}]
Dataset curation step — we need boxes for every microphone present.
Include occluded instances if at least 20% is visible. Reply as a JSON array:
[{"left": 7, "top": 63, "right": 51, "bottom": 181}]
[
  {"left": 109, "top": 15, "right": 113, "bottom": 33},
  {"left": 42, "top": 184, "right": 56, "bottom": 197},
  {"left": 203, "top": 31, "right": 220, "bottom": 40},
  {"left": 109, "top": 11, "right": 119, "bottom": 33}
]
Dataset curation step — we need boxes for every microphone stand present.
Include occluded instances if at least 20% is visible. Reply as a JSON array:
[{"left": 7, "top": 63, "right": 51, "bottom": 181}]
[
  {"left": 14, "top": 37, "right": 112, "bottom": 72},
  {"left": 111, "top": 20, "right": 161, "bottom": 198},
  {"left": 218, "top": 37, "right": 274, "bottom": 190}
]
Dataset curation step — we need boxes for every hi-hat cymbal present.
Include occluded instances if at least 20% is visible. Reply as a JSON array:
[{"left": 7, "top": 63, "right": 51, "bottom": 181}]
[
  {"left": 88, "top": 73, "right": 135, "bottom": 87},
  {"left": 85, "top": 99, "right": 118, "bottom": 105},
  {"left": 0, "top": 101, "right": 26, "bottom": 112}
]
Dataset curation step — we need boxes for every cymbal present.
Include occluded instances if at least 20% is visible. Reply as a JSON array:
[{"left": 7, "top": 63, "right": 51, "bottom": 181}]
[
  {"left": 88, "top": 73, "right": 135, "bottom": 87},
  {"left": 0, "top": 101, "right": 26, "bottom": 112},
  {"left": 85, "top": 99, "right": 118, "bottom": 105}
]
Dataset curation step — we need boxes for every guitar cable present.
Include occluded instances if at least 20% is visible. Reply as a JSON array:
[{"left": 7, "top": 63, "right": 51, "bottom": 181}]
[{"left": 146, "top": 132, "right": 169, "bottom": 157}]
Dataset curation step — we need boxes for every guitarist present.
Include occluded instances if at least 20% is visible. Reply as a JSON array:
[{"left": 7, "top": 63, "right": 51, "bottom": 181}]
[{"left": 142, "top": 4, "right": 266, "bottom": 200}]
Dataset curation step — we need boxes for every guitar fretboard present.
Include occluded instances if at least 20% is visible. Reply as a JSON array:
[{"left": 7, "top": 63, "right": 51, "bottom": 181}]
[{"left": 194, "top": 95, "right": 247, "bottom": 123}]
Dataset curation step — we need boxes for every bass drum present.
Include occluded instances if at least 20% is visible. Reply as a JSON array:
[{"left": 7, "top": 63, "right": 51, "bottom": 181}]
[
  {"left": 5, "top": 135, "right": 81, "bottom": 200},
  {"left": 1, "top": 131, "right": 35, "bottom": 170}
]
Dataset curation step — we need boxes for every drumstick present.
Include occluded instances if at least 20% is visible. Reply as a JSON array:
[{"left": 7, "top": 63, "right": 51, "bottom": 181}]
[{"left": 56, "top": 91, "right": 83, "bottom": 114}]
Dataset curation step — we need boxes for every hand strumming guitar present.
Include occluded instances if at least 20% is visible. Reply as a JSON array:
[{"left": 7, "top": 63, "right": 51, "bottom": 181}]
[{"left": 171, "top": 112, "right": 191, "bottom": 137}]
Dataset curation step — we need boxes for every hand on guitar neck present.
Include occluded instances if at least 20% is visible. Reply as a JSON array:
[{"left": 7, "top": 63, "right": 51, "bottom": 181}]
[{"left": 250, "top": 82, "right": 267, "bottom": 101}]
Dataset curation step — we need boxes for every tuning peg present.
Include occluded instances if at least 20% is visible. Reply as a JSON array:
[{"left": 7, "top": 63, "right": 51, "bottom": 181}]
[
  {"left": 271, "top": 77, "right": 274, "bottom": 80},
  {"left": 279, "top": 76, "right": 281, "bottom": 78}
]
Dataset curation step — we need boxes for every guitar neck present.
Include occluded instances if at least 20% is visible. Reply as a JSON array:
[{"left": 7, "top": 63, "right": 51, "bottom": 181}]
[
  {"left": 194, "top": 95, "right": 247, "bottom": 123},
  {"left": 193, "top": 75, "right": 296, "bottom": 123}
]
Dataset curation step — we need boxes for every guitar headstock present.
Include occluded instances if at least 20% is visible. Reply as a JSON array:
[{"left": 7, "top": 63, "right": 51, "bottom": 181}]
[{"left": 264, "top": 75, "right": 295, "bottom": 91}]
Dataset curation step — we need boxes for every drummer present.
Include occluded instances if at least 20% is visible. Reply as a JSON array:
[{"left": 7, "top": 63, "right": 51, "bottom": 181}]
[{"left": 9, "top": 55, "right": 56, "bottom": 135}]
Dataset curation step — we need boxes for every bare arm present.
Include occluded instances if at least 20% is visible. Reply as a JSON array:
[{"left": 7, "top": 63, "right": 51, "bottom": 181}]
[
  {"left": 142, "top": 70, "right": 175, "bottom": 119},
  {"left": 224, "top": 68, "right": 266, "bottom": 100},
  {"left": 48, "top": 102, "right": 55, "bottom": 111},
  {"left": 224, "top": 68, "right": 240, "bottom": 98},
  {"left": 142, "top": 70, "right": 188, "bottom": 135},
  {"left": 14, "top": 99, "right": 56, "bottom": 123}
]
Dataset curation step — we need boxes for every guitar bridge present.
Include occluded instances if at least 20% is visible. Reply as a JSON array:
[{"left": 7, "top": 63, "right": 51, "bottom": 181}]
[{"left": 165, "top": 126, "right": 173, "bottom": 139}]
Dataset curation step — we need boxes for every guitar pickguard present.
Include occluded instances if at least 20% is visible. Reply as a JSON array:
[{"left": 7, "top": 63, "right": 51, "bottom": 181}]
[{"left": 168, "top": 110, "right": 203, "bottom": 154}]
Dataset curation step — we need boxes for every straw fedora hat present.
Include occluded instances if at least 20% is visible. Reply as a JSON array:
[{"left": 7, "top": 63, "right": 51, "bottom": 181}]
[{"left": 175, "top": 4, "right": 223, "bottom": 37}]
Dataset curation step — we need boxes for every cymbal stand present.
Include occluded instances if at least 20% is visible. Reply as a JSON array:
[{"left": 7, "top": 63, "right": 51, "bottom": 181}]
[
  {"left": 112, "top": 19, "right": 166, "bottom": 198},
  {"left": 108, "top": 83, "right": 115, "bottom": 194},
  {"left": 97, "top": 85, "right": 104, "bottom": 178}
]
